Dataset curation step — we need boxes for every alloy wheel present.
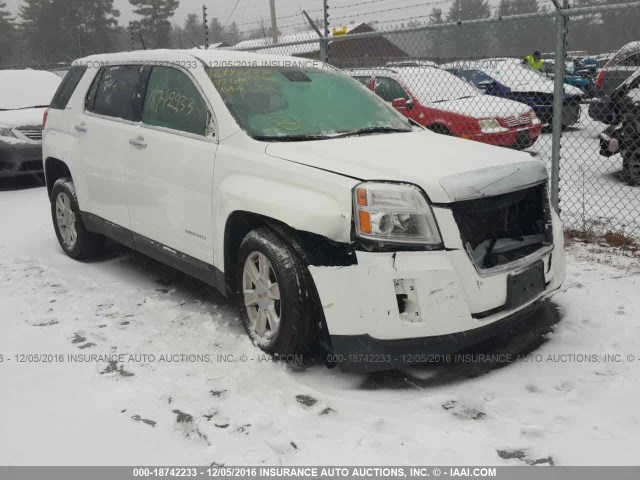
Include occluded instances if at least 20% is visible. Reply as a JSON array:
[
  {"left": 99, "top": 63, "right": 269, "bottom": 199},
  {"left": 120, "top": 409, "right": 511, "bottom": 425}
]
[
  {"left": 55, "top": 192, "right": 78, "bottom": 250},
  {"left": 242, "top": 251, "right": 281, "bottom": 340}
]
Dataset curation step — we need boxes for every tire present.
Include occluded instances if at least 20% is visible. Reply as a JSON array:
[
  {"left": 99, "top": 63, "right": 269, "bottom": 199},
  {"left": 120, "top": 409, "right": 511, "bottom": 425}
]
[
  {"left": 50, "top": 178, "right": 104, "bottom": 260},
  {"left": 235, "top": 227, "right": 317, "bottom": 356}
]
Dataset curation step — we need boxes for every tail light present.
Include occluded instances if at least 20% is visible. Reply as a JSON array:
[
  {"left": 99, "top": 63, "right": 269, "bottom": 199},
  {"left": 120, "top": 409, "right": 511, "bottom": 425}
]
[
  {"left": 595, "top": 70, "right": 605, "bottom": 90},
  {"left": 43, "top": 108, "right": 50, "bottom": 129}
]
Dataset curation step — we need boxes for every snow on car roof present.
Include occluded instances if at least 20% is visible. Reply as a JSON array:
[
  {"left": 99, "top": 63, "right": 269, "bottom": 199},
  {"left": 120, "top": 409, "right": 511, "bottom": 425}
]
[
  {"left": 617, "top": 41, "right": 640, "bottom": 55},
  {"left": 358, "top": 65, "right": 480, "bottom": 104},
  {"left": 0, "top": 69, "right": 62, "bottom": 110}
]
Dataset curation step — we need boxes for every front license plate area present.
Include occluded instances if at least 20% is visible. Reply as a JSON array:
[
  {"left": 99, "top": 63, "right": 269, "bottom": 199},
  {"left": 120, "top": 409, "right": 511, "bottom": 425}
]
[
  {"left": 506, "top": 260, "right": 545, "bottom": 309},
  {"left": 516, "top": 129, "right": 529, "bottom": 146}
]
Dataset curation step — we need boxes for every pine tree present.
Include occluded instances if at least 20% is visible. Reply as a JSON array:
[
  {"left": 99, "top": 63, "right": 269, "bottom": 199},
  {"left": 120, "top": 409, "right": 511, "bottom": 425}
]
[
  {"left": 447, "top": 0, "right": 491, "bottom": 22},
  {"left": 129, "top": 0, "right": 179, "bottom": 48},
  {"left": 183, "top": 12, "right": 204, "bottom": 47},
  {"left": 210, "top": 17, "right": 223, "bottom": 43},
  {"left": 78, "top": 0, "right": 121, "bottom": 55},
  {"left": 427, "top": 8, "right": 444, "bottom": 59},
  {"left": 0, "top": 1, "right": 14, "bottom": 64},
  {"left": 445, "top": 0, "right": 492, "bottom": 58},
  {"left": 224, "top": 22, "right": 240, "bottom": 45},
  {"left": 19, "top": 0, "right": 121, "bottom": 63}
]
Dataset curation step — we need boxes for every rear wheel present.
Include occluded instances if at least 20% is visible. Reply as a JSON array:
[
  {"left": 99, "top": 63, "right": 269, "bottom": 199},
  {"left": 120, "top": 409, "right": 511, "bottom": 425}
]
[
  {"left": 51, "top": 178, "right": 104, "bottom": 259},
  {"left": 235, "top": 228, "right": 317, "bottom": 355}
]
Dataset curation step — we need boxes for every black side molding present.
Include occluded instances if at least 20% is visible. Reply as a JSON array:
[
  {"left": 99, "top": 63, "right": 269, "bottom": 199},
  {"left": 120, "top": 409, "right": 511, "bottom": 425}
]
[{"left": 80, "top": 211, "right": 227, "bottom": 297}]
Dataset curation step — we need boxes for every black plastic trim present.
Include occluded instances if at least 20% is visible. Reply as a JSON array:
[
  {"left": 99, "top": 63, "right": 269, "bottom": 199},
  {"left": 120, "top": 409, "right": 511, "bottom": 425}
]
[
  {"left": 80, "top": 211, "right": 226, "bottom": 296},
  {"left": 331, "top": 298, "right": 553, "bottom": 373}
]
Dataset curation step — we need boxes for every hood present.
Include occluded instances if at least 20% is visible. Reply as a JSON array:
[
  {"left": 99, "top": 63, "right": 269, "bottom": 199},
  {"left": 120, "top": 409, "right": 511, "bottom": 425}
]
[
  {"left": 0, "top": 107, "right": 46, "bottom": 129},
  {"left": 430, "top": 95, "right": 531, "bottom": 119},
  {"left": 265, "top": 130, "right": 547, "bottom": 203},
  {"left": 0, "top": 70, "right": 60, "bottom": 110},
  {"left": 508, "top": 80, "right": 583, "bottom": 97}
]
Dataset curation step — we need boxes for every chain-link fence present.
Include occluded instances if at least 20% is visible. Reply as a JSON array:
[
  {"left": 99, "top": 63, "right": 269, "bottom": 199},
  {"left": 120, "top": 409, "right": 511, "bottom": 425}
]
[{"left": 230, "top": 1, "right": 640, "bottom": 238}]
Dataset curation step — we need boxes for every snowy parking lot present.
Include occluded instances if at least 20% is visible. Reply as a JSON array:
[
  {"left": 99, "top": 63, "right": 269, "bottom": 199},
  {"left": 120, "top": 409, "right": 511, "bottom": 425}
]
[{"left": 1, "top": 176, "right": 639, "bottom": 466}]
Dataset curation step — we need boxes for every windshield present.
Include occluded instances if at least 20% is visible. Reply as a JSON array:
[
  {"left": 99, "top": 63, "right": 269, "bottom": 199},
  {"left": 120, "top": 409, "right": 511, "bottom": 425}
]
[
  {"left": 396, "top": 67, "right": 480, "bottom": 103},
  {"left": 0, "top": 70, "right": 61, "bottom": 110},
  {"left": 206, "top": 67, "right": 411, "bottom": 140},
  {"left": 480, "top": 61, "right": 548, "bottom": 87}
]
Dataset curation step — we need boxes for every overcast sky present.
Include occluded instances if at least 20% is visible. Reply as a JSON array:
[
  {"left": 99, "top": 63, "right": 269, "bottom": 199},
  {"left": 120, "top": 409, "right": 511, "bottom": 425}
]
[
  {"left": 4, "top": 0, "right": 551, "bottom": 35},
  {"left": 2, "top": 0, "right": 454, "bottom": 33}
]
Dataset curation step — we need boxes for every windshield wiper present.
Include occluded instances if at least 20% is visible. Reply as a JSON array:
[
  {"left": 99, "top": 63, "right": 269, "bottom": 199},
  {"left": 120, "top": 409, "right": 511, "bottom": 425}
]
[
  {"left": 0, "top": 105, "right": 50, "bottom": 111},
  {"left": 332, "top": 126, "right": 412, "bottom": 138},
  {"left": 253, "top": 134, "right": 334, "bottom": 142}
]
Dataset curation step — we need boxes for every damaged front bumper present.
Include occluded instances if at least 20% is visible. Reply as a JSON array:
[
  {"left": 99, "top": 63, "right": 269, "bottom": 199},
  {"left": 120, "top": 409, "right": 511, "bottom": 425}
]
[{"left": 309, "top": 210, "right": 566, "bottom": 373}]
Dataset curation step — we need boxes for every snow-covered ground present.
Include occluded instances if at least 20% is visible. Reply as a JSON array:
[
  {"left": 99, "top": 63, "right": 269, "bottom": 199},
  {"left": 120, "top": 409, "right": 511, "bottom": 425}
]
[{"left": 1, "top": 179, "right": 639, "bottom": 466}]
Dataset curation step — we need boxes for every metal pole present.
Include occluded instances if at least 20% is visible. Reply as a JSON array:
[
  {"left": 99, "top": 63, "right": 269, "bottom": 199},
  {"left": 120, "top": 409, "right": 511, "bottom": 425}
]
[
  {"left": 129, "top": 23, "right": 136, "bottom": 51},
  {"left": 550, "top": 0, "right": 568, "bottom": 214},
  {"left": 77, "top": 35, "right": 84, "bottom": 57},
  {"left": 303, "top": 10, "right": 324, "bottom": 38},
  {"left": 322, "top": 0, "right": 330, "bottom": 63},
  {"left": 303, "top": 9, "right": 326, "bottom": 62},
  {"left": 269, "top": 0, "right": 278, "bottom": 43},
  {"left": 202, "top": 5, "right": 210, "bottom": 49}
]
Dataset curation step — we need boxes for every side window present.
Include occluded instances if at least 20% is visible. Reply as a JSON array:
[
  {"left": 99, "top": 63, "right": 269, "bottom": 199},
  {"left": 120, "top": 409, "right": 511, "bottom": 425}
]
[
  {"left": 620, "top": 53, "right": 640, "bottom": 67},
  {"left": 142, "top": 66, "right": 209, "bottom": 136},
  {"left": 50, "top": 66, "right": 87, "bottom": 109},
  {"left": 374, "top": 77, "right": 410, "bottom": 102},
  {"left": 87, "top": 65, "right": 145, "bottom": 121}
]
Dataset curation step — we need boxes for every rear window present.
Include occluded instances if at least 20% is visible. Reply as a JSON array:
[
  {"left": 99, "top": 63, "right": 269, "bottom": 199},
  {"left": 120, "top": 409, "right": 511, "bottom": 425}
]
[
  {"left": 50, "top": 66, "right": 87, "bottom": 110},
  {"left": 374, "top": 76, "right": 410, "bottom": 102},
  {"left": 87, "top": 65, "right": 145, "bottom": 121}
]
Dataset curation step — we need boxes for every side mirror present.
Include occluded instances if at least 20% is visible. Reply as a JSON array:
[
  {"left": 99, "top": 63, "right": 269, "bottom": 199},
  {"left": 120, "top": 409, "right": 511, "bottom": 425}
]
[{"left": 391, "top": 98, "right": 412, "bottom": 109}]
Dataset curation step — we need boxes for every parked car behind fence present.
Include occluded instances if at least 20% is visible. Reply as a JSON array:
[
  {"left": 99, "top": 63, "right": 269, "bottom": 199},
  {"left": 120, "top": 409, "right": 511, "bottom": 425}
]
[
  {"left": 348, "top": 65, "right": 542, "bottom": 150},
  {"left": 445, "top": 58, "right": 583, "bottom": 129},
  {"left": 0, "top": 69, "right": 61, "bottom": 179},
  {"left": 590, "top": 41, "right": 640, "bottom": 124}
]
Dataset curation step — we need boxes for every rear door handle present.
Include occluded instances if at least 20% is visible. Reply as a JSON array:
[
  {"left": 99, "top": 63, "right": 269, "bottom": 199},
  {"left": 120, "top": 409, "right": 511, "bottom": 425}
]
[
  {"left": 74, "top": 123, "right": 87, "bottom": 133},
  {"left": 129, "top": 136, "right": 147, "bottom": 149}
]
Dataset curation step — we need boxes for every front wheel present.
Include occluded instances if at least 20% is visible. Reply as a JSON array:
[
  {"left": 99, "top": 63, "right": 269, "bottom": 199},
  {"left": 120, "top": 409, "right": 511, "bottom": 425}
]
[
  {"left": 235, "top": 228, "right": 317, "bottom": 355},
  {"left": 50, "top": 178, "right": 104, "bottom": 259}
]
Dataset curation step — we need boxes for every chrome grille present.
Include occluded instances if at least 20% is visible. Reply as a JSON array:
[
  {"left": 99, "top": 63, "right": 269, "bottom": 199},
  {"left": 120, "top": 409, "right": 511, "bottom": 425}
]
[
  {"left": 503, "top": 114, "right": 531, "bottom": 128},
  {"left": 16, "top": 127, "right": 43, "bottom": 141}
]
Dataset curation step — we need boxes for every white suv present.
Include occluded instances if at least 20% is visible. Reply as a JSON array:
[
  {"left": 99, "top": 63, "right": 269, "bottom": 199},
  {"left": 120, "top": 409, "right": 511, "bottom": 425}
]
[{"left": 43, "top": 50, "right": 566, "bottom": 372}]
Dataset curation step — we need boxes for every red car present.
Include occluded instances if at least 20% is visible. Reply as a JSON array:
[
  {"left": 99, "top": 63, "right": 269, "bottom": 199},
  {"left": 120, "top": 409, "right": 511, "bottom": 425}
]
[{"left": 348, "top": 66, "right": 542, "bottom": 149}]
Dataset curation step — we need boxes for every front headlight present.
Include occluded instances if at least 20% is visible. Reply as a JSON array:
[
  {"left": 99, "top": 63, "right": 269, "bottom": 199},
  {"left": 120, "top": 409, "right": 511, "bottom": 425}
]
[
  {"left": 353, "top": 182, "right": 442, "bottom": 246},
  {"left": 478, "top": 118, "right": 503, "bottom": 133},
  {"left": 0, "top": 127, "right": 16, "bottom": 138},
  {"left": 529, "top": 110, "right": 540, "bottom": 124}
]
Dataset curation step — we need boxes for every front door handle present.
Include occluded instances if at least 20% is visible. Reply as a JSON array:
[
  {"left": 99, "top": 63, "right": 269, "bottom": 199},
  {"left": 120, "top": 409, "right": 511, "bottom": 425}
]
[
  {"left": 129, "top": 136, "right": 147, "bottom": 149},
  {"left": 74, "top": 123, "right": 87, "bottom": 133}
]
